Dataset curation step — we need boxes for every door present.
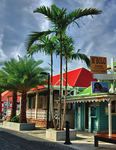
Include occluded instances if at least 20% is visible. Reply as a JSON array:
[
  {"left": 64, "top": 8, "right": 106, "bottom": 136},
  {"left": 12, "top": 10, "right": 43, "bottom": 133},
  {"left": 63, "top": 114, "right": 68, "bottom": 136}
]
[
  {"left": 85, "top": 103, "right": 89, "bottom": 130},
  {"left": 90, "top": 106, "right": 97, "bottom": 132}
]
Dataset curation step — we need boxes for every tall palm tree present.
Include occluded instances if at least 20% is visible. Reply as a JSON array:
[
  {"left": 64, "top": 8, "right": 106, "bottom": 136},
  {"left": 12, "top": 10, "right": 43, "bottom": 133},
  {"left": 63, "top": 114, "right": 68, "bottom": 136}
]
[
  {"left": 26, "top": 4, "right": 102, "bottom": 129},
  {"left": 61, "top": 35, "right": 90, "bottom": 128},
  {"left": 27, "top": 35, "right": 58, "bottom": 88},
  {"left": 27, "top": 35, "right": 59, "bottom": 128}
]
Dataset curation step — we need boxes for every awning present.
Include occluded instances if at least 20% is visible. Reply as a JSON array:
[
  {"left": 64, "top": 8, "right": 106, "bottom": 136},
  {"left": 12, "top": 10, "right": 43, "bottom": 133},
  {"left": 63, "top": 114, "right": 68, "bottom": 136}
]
[{"left": 66, "top": 94, "right": 116, "bottom": 103}]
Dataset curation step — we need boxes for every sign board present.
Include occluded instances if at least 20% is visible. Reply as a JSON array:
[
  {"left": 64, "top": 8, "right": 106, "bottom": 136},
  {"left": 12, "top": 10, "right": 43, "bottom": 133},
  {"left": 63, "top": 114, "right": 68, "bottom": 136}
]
[
  {"left": 92, "top": 81, "right": 109, "bottom": 93},
  {"left": 90, "top": 56, "right": 107, "bottom": 74},
  {"left": 93, "top": 74, "right": 116, "bottom": 80}
]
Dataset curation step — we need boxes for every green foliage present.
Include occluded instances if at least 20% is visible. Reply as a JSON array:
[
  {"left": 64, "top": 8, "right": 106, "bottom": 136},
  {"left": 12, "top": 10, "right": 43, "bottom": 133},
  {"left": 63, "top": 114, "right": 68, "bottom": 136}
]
[
  {"left": 10, "top": 115, "right": 20, "bottom": 123},
  {"left": 27, "top": 35, "right": 59, "bottom": 56},
  {"left": 26, "top": 30, "right": 54, "bottom": 51},
  {"left": 33, "top": 4, "right": 102, "bottom": 32},
  {"left": 0, "top": 56, "right": 47, "bottom": 93}
]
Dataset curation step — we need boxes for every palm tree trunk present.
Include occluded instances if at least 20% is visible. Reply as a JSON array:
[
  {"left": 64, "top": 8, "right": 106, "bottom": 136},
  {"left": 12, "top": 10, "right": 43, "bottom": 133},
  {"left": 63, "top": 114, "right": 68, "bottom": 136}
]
[
  {"left": 50, "top": 53, "right": 56, "bottom": 128},
  {"left": 20, "top": 91, "right": 27, "bottom": 123},
  {"left": 10, "top": 91, "right": 17, "bottom": 120},
  {"left": 59, "top": 33, "right": 63, "bottom": 130},
  {"left": 61, "top": 56, "right": 68, "bottom": 129},
  {"left": 0, "top": 92, "right": 2, "bottom": 119}
]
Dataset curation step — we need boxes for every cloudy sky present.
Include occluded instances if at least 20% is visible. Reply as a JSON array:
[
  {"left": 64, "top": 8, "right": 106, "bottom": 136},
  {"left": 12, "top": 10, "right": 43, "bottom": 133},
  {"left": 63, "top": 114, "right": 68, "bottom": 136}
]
[{"left": 0, "top": 0, "right": 116, "bottom": 74}]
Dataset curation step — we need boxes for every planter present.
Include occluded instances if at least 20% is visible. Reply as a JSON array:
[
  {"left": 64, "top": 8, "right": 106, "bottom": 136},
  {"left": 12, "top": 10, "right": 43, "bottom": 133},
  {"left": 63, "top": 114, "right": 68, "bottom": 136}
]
[
  {"left": 3, "top": 121, "right": 35, "bottom": 131},
  {"left": 46, "top": 128, "right": 77, "bottom": 141}
]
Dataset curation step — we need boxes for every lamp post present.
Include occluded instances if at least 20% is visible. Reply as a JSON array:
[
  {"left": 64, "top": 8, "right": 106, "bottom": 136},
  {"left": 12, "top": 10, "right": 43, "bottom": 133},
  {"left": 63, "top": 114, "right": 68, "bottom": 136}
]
[{"left": 41, "top": 72, "right": 50, "bottom": 129}]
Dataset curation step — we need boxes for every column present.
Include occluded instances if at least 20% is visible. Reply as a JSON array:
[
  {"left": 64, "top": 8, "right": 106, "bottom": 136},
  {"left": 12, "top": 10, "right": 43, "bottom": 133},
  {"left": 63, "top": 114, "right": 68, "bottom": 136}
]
[
  {"left": 108, "top": 101, "right": 112, "bottom": 137},
  {"left": 35, "top": 91, "right": 38, "bottom": 119},
  {"left": 74, "top": 103, "right": 78, "bottom": 129}
]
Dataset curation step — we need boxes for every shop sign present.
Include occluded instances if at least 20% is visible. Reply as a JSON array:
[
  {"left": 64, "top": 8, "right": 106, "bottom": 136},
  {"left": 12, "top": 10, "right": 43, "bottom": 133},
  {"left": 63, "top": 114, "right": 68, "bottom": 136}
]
[{"left": 90, "top": 56, "right": 107, "bottom": 74}]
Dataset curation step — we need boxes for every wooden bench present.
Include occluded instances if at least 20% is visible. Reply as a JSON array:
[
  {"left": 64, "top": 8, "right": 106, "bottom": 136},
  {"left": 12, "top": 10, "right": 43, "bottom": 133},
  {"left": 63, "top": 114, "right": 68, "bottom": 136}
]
[{"left": 94, "top": 134, "right": 116, "bottom": 147}]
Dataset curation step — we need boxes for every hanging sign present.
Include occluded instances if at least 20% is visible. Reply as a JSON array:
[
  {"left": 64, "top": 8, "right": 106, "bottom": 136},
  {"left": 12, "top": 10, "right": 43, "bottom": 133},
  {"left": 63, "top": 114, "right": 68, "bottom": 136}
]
[{"left": 90, "top": 56, "right": 107, "bottom": 74}]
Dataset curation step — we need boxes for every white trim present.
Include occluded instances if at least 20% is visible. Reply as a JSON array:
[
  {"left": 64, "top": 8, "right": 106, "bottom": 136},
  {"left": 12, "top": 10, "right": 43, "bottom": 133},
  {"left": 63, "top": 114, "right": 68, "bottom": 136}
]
[{"left": 108, "top": 101, "right": 112, "bottom": 137}]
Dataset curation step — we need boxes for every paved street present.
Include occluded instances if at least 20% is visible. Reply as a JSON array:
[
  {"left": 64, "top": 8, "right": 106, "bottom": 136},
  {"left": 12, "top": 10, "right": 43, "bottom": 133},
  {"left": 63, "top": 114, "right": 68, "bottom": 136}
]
[
  {"left": 0, "top": 126, "right": 116, "bottom": 150},
  {"left": 0, "top": 128, "right": 74, "bottom": 150}
]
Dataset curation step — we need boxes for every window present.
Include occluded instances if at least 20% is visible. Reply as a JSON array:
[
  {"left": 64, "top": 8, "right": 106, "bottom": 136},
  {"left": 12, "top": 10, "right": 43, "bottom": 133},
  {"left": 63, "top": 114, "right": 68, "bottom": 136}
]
[
  {"left": 112, "top": 101, "right": 116, "bottom": 113},
  {"left": 31, "top": 97, "right": 35, "bottom": 109},
  {"left": 28, "top": 96, "right": 35, "bottom": 109},
  {"left": 28, "top": 97, "right": 32, "bottom": 109},
  {"left": 37, "top": 96, "right": 47, "bottom": 109}
]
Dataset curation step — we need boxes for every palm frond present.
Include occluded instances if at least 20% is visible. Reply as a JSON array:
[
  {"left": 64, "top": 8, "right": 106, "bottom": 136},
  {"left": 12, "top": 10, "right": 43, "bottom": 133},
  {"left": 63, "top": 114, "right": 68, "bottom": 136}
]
[
  {"left": 34, "top": 5, "right": 54, "bottom": 20},
  {"left": 27, "top": 44, "right": 45, "bottom": 56},
  {"left": 26, "top": 30, "right": 53, "bottom": 51},
  {"left": 72, "top": 50, "right": 90, "bottom": 67},
  {"left": 67, "top": 8, "right": 102, "bottom": 26}
]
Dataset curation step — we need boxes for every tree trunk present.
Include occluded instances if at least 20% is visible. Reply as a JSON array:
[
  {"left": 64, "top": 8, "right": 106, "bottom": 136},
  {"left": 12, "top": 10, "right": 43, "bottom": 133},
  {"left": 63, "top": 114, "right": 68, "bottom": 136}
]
[
  {"left": 20, "top": 91, "right": 27, "bottom": 123},
  {"left": 50, "top": 53, "right": 56, "bottom": 128},
  {"left": 59, "top": 33, "right": 63, "bottom": 130},
  {"left": 61, "top": 57, "right": 68, "bottom": 129},
  {"left": 10, "top": 91, "right": 17, "bottom": 120},
  {"left": 0, "top": 92, "right": 2, "bottom": 119}
]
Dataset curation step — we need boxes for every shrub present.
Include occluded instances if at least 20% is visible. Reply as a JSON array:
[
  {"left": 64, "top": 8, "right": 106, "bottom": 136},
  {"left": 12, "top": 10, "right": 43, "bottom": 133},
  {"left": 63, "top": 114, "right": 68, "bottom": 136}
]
[{"left": 10, "top": 115, "right": 20, "bottom": 123}]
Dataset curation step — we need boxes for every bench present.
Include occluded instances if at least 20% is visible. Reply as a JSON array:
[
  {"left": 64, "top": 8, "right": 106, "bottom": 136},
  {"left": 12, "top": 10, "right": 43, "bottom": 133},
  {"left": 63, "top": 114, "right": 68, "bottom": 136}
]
[{"left": 94, "top": 134, "right": 116, "bottom": 147}]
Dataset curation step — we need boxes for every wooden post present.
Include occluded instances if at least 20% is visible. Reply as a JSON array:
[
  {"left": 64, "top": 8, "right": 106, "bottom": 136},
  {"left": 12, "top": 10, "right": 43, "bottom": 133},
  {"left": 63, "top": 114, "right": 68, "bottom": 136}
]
[{"left": 35, "top": 91, "right": 38, "bottom": 119}]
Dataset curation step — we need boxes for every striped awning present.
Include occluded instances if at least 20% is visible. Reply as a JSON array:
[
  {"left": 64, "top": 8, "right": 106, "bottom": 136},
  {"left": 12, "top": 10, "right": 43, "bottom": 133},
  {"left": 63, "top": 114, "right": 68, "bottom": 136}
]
[{"left": 66, "top": 94, "right": 116, "bottom": 103}]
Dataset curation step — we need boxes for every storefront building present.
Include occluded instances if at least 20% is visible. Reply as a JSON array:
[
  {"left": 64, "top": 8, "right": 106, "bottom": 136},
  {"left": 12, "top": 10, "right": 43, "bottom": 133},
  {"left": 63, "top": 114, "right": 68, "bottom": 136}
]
[{"left": 66, "top": 87, "right": 116, "bottom": 134}]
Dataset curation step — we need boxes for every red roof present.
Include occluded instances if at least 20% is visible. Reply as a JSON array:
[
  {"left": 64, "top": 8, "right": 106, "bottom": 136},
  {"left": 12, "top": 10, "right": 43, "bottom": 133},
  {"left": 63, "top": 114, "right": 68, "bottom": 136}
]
[
  {"left": 1, "top": 68, "right": 96, "bottom": 103},
  {"left": 52, "top": 68, "right": 96, "bottom": 87},
  {"left": 31, "top": 85, "right": 45, "bottom": 91},
  {"left": 1, "top": 91, "right": 21, "bottom": 102}
]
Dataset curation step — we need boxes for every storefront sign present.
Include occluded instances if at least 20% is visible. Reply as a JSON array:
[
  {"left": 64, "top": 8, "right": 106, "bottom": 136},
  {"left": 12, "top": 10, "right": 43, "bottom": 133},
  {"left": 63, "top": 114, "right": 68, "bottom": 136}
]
[
  {"left": 92, "top": 81, "right": 109, "bottom": 93},
  {"left": 90, "top": 56, "right": 107, "bottom": 74}
]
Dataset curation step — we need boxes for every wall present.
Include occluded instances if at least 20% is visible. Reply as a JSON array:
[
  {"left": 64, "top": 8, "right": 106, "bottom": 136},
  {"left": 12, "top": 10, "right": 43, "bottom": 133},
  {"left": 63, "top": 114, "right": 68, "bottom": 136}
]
[
  {"left": 74, "top": 103, "right": 85, "bottom": 131},
  {"left": 99, "top": 101, "right": 116, "bottom": 132},
  {"left": 99, "top": 102, "right": 108, "bottom": 132}
]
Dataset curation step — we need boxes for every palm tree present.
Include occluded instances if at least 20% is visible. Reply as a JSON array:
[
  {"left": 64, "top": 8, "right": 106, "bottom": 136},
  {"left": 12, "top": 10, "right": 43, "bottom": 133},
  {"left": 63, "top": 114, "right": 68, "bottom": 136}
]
[
  {"left": 26, "top": 4, "right": 102, "bottom": 129},
  {"left": 27, "top": 35, "right": 58, "bottom": 88},
  {"left": 0, "top": 59, "right": 19, "bottom": 120},
  {"left": 56, "top": 34, "right": 90, "bottom": 128},
  {"left": 7, "top": 56, "right": 46, "bottom": 123},
  {"left": 60, "top": 35, "right": 90, "bottom": 128},
  {"left": 27, "top": 35, "right": 59, "bottom": 127},
  {"left": 0, "top": 57, "right": 47, "bottom": 123}
]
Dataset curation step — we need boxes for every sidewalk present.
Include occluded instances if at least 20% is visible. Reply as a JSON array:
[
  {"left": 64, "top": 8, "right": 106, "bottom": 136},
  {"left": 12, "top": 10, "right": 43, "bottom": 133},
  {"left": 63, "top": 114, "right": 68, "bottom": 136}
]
[
  {"left": 21, "top": 128, "right": 116, "bottom": 150},
  {"left": 0, "top": 122, "right": 116, "bottom": 150}
]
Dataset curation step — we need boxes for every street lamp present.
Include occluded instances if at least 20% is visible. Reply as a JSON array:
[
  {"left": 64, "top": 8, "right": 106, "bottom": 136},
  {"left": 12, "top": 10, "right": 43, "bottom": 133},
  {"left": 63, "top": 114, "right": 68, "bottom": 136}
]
[{"left": 41, "top": 72, "right": 50, "bottom": 129}]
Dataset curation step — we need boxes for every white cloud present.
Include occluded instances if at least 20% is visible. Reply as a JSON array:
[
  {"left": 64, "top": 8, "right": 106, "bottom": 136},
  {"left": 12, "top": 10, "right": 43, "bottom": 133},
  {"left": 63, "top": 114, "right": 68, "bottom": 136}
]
[
  {"left": 0, "top": 33, "right": 7, "bottom": 62},
  {"left": 0, "top": 0, "right": 116, "bottom": 73}
]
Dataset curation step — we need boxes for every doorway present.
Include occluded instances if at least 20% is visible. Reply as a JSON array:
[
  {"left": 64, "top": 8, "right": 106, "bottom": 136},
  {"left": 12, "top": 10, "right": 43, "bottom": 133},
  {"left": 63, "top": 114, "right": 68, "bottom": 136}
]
[
  {"left": 90, "top": 106, "right": 97, "bottom": 132},
  {"left": 85, "top": 103, "right": 89, "bottom": 130}
]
